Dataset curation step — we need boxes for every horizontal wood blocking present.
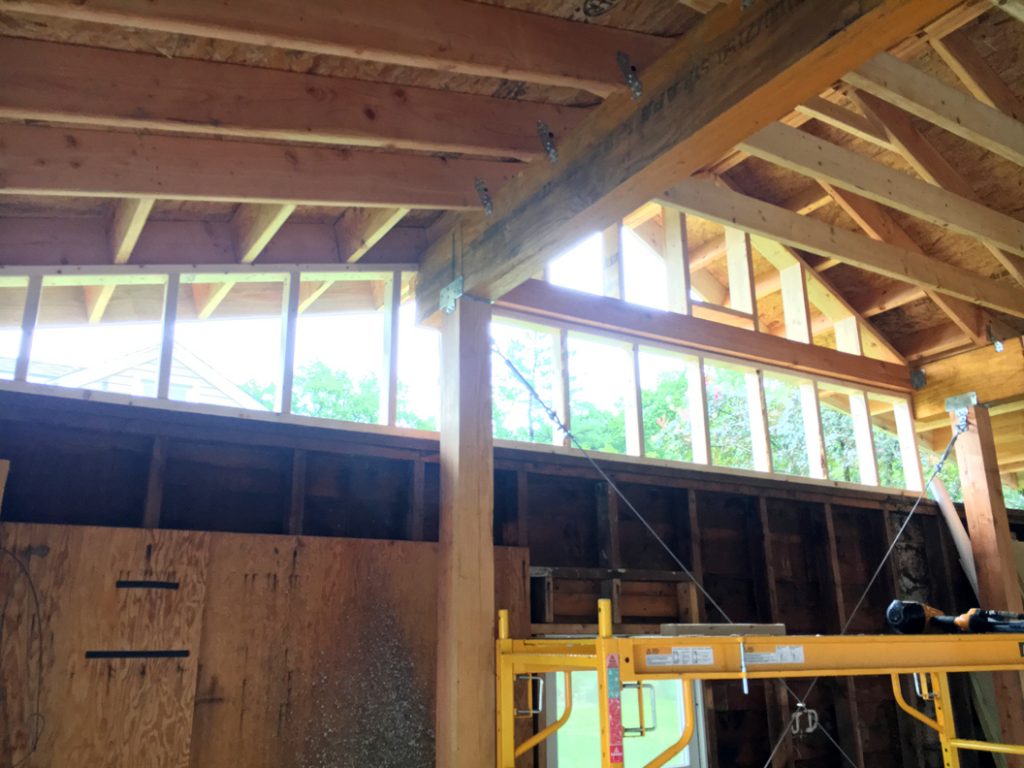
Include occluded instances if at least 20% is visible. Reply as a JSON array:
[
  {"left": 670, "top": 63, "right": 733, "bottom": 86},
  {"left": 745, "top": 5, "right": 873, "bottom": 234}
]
[
  {"left": 658, "top": 179, "right": 1024, "bottom": 318},
  {"left": 416, "top": 0, "right": 961, "bottom": 318},
  {"left": 0, "top": 37, "right": 589, "bottom": 160},
  {"left": 0, "top": 123, "right": 519, "bottom": 209},
  {"left": 495, "top": 279, "right": 911, "bottom": 392},
  {"left": 0, "top": 0, "right": 671, "bottom": 95}
]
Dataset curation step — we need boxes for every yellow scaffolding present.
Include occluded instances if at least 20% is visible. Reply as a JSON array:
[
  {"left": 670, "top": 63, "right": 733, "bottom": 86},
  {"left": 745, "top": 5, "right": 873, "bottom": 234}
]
[{"left": 497, "top": 600, "right": 1024, "bottom": 768}]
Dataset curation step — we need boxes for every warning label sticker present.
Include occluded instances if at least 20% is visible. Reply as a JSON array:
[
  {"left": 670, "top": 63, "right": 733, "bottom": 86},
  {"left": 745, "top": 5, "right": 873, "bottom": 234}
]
[
  {"left": 645, "top": 646, "right": 715, "bottom": 667},
  {"left": 607, "top": 653, "right": 624, "bottom": 765},
  {"left": 745, "top": 645, "right": 806, "bottom": 665}
]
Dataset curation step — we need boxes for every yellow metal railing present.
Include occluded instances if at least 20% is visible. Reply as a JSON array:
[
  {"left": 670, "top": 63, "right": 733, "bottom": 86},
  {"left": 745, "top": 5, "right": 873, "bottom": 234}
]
[{"left": 497, "top": 599, "right": 1024, "bottom": 768}]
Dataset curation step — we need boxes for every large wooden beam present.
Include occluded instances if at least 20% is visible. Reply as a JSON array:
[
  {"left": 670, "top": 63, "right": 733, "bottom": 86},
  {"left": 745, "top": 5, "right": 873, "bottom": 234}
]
[
  {"left": 913, "top": 340, "right": 1024, "bottom": 427},
  {"left": 0, "top": 0, "right": 669, "bottom": 96},
  {"left": 0, "top": 123, "right": 517, "bottom": 209},
  {"left": 416, "top": 0, "right": 962, "bottom": 318},
  {"left": 437, "top": 295, "right": 495, "bottom": 768},
  {"left": 952, "top": 404, "right": 1024, "bottom": 757},
  {"left": 335, "top": 208, "right": 409, "bottom": 263},
  {"left": 851, "top": 91, "right": 1024, "bottom": 287},
  {"left": 659, "top": 179, "right": 1024, "bottom": 318},
  {"left": 845, "top": 52, "right": 1024, "bottom": 166},
  {"left": 0, "top": 37, "right": 588, "bottom": 161},
  {"left": 740, "top": 122, "right": 1024, "bottom": 259},
  {"left": 496, "top": 279, "right": 911, "bottom": 391}
]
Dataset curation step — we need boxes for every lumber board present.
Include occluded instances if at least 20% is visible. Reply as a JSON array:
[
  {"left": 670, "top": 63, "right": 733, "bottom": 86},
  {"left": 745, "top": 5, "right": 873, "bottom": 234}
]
[
  {"left": 416, "top": 0, "right": 962, "bottom": 318},
  {"left": 0, "top": 459, "right": 7, "bottom": 511},
  {"left": 659, "top": 179, "right": 1024, "bottom": 318},
  {"left": 0, "top": 0, "right": 669, "bottom": 95},
  {"left": 0, "top": 36, "right": 589, "bottom": 160},
  {"left": 0, "top": 523, "right": 210, "bottom": 768},
  {"left": 496, "top": 279, "right": 912, "bottom": 392},
  {"left": 913, "top": 341, "right": 1024, "bottom": 426},
  {"left": 0, "top": 123, "right": 518, "bottom": 210}
]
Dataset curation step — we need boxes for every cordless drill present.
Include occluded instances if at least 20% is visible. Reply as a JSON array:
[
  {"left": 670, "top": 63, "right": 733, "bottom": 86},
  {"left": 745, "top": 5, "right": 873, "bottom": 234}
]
[{"left": 886, "top": 600, "right": 1024, "bottom": 634}]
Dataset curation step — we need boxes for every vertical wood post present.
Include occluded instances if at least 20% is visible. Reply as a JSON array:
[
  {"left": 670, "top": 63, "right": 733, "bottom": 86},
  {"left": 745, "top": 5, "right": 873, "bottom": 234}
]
[
  {"left": 952, "top": 404, "right": 1024, "bottom": 759},
  {"left": 14, "top": 274, "right": 42, "bottom": 382},
  {"left": 380, "top": 271, "right": 402, "bottom": 426},
  {"left": 278, "top": 272, "right": 301, "bottom": 414},
  {"left": 437, "top": 296, "right": 496, "bottom": 768},
  {"left": 141, "top": 436, "right": 166, "bottom": 529},
  {"left": 156, "top": 274, "right": 180, "bottom": 399},
  {"left": 662, "top": 207, "right": 692, "bottom": 315}
]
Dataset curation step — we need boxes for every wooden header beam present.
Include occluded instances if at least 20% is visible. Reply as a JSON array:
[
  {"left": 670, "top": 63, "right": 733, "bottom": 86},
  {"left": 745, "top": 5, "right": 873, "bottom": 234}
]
[
  {"left": 416, "top": 0, "right": 962, "bottom": 319},
  {"left": 496, "top": 279, "right": 911, "bottom": 392},
  {"left": 0, "top": 0, "right": 670, "bottom": 96},
  {"left": 0, "top": 123, "right": 518, "bottom": 210},
  {"left": 0, "top": 37, "right": 589, "bottom": 161}
]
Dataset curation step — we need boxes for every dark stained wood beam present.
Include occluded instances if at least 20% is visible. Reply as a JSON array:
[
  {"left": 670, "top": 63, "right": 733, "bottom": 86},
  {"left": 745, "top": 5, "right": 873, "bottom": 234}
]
[
  {"left": 0, "top": 0, "right": 670, "bottom": 96},
  {"left": 0, "top": 37, "right": 589, "bottom": 161},
  {"left": 416, "top": 0, "right": 963, "bottom": 318},
  {"left": 496, "top": 279, "right": 912, "bottom": 392},
  {"left": 0, "top": 123, "right": 518, "bottom": 209}
]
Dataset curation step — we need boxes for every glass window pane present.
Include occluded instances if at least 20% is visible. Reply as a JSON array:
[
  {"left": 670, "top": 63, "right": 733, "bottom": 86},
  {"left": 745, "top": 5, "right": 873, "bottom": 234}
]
[
  {"left": 547, "top": 233, "right": 603, "bottom": 296},
  {"left": 396, "top": 301, "right": 440, "bottom": 431},
  {"left": 640, "top": 348, "right": 696, "bottom": 463},
  {"left": 291, "top": 277, "right": 386, "bottom": 424},
  {"left": 819, "top": 387, "right": 861, "bottom": 484},
  {"left": 623, "top": 228, "right": 669, "bottom": 310},
  {"left": 172, "top": 275, "right": 283, "bottom": 410},
  {"left": 0, "top": 281, "right": 28, "bottom": 380},
  {"left": 764, "top": 374, "right": 811, "bottom": 477},
  {"left": 29, "top": 278, "right": 165, "bottom": 396},
  {"left": 869, "top": 395, "right": 906, "bottom": 489},
  {"left": 491, "top": 319, "right": 558, "bottom": 445},
  {"left": 568, "top": 333, "right": 629, "bottom": 454},
  {"left": 704, "top": 360, "right": 754, "bottom": 470}
]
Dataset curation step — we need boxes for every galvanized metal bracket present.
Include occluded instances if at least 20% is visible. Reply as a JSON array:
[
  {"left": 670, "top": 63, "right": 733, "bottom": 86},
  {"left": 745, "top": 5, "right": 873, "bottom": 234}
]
[
  {"left": 440, "top": 275, "right": 464, "bottom": 315},
  {"left": 988, "top": 323, "right": 1005, "bottom": 352},
  {"left": 945, "top": 391, "right": 977, "bottom": 434},
  {"left": 474, "top": 178, "right": 493, "bottom": 216},
  {"left": 910, "top": 369, "right": 926, "bottom": 390},
  {"left": 537, "top": 121, "right": 558, "bottom": 164},
  {"left": 617, "top": 51, "right": 643, "bottom": 100}
]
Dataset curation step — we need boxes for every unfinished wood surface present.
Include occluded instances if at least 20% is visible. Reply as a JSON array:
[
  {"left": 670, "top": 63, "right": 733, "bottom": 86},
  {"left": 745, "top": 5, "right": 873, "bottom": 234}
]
[
  {"left": 740, "top": 122, "right": 1024, "bottom": 260},
  {"left": 845, "top": 52, "right": 1024, "bottom": 166},
  {"left": 952, "top": 406, "right": 1024, "bottom": 759},
  {"left": 930, "top": 29, "right": 1024, "bottom": 119},
  {"left": 0, "top": 123, "right": 518, "bottom": 210},
  {"left": 0, "top": 36, "right": 589, "bottom": 160},
  {"left": 914, "top": 342, "right": 1024, "bottom": 426},
  {"left": 0, "top": 0, "right": 669, "bottom": 95},
  {"left": 417, "top": 0, "right": 962, "bottom": 317},
  {"left": 497, "top": 279, "right": 912, "bottom": 391},
  {"left": 659, "top": 179, "right": 1024, "bottom": 318},
  {"left": 437, "top": 295, "right": 496, "bottom": 768},
  {"left": 234, "top": 203, "right": 296, "bottom": 264},
  {"left": 335, "top": 208, "right": 409, "bottom": 263},
  {"left": 0, "top": 523, "right": 210, "bottom": 768}
]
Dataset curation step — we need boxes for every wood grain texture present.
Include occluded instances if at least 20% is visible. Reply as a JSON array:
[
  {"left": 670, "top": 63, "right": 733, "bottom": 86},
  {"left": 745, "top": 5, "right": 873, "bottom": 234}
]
[{"left": 0, "top": 524, "right": 210, "bottom": 768}]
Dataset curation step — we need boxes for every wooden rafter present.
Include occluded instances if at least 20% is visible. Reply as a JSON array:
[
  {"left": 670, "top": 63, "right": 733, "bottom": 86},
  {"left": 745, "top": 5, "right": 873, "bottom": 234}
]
[
  {"left": 335, "top": 208, "right": 410, "bottom": 263},
  {"left": 0, "top": 37, "right": 588, "bottom": 161},
  {"left": 739, "top": 123, "right": 1024, "bottom": 259},
  {"left": 930, "top": 29, "right": 1024, "bottom": 119},
  {"left": 658, "top": 178, "right": 1024, "bottom": 317},
  {"left": 416, "top": 0, "right": 963, "bottom": 318},
  {"left": 851, "top": 91, "right": 1024, "bottom": 288},
  {"left": 844, "top": 52, "right": 1024, "bottom": 166},
  {"left": 0, "top": 123, "right": 517, "bottom": 210},
  {"left": 84, "top": 197, "right": 155, "bottom": 323},
  {"left": 0, "top": 0, "right": 670, "bottom": 96}
]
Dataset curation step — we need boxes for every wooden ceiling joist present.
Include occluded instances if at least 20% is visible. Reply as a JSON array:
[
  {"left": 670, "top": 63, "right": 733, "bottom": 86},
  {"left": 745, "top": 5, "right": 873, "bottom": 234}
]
[
  {"left": 658, "top": 179, "right": 1024, "bottom": 318},
  {"left": 930, "top": 29, "right": 1024, "bottom": 119},
  {"left": 844, "top": 52, "right": 1024, "bottom": 166},
  {"left": 0, "top": 37, "right": 588, "bottom": 161},
  {"left": 851, "top": 91, "right": 1024, "bottom": 287},
  {"left": 0, "top": 123, "right": 517, "bottom": 209},
  {"left": 0, "top": 0, "right": 670, "bottom": 96},
  {"left": 416, "top": 0, "right": 963, "bottom": 318},
  {"left": 739, "top": 122, "right": 1024, "bottom": 259},
  {"left": 335, "top": 208, "right": 410, "bottom": 264},
  {"left": 84, "top": 196, "right": 155, "bottom": 323}
]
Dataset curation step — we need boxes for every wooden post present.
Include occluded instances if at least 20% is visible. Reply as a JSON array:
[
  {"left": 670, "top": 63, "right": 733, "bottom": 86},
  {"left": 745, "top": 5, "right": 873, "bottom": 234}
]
[
  {"left": 437, "top": 296, "right": 496, "bottom": 768},
  {"left": 141, "top": 436, "right": 165, "bottom": 529},
  {"left": 156, "top": 274, "right": 180, "bottom": 399},
  {"left": 287, "top": 449, "right": 307, "bottom": 535},
  {"left": 952, "top": 404, "right": 1024, "bottom": 760},
  {"left": 278, "top": 271, "right": 301, "bottom": 414},
  {"left": 602, "top": 222, "right": 625, "bottom": 300},
  {"left": 14, "top": 274, "right": 42, "bottom": 382},
  {"left": 380, "top": 271, "right": 402, "bottom": 426},
  {"left": 662, "top": 207, "right": 692, "bottom": 315}
]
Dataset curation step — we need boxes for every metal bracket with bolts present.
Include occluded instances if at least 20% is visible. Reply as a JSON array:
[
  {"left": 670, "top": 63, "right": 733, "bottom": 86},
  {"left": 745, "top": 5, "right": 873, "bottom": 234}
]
[
  {"left": 537, "top": 121, "right": 558, "bottom": 164},
  {"left": 616, "top": 51, "right": 643, "bottom": 99},
  {"left": 474, "top": 178, "right": 493, "bottom": 216}
]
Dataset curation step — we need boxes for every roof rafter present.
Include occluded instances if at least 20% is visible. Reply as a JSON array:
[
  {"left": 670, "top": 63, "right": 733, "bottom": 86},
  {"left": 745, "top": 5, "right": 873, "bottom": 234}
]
[
  {"left": 0, "top": 0, "right": 670, "bottom": 96},
  {"left": 415, "top": 0, "right": 963, "bottom": 318},
  {"left": 0, "top": 37, "right": 588, "bottom": 161},
  {"left": 657, "top": 178, "right": 1024, "bottom": 318},
  {"left": 335, "top": 208, "right": 410, "bottom": 264},
  {"left": 84, "top": 196, "right": 155, "bottom": 323}
]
